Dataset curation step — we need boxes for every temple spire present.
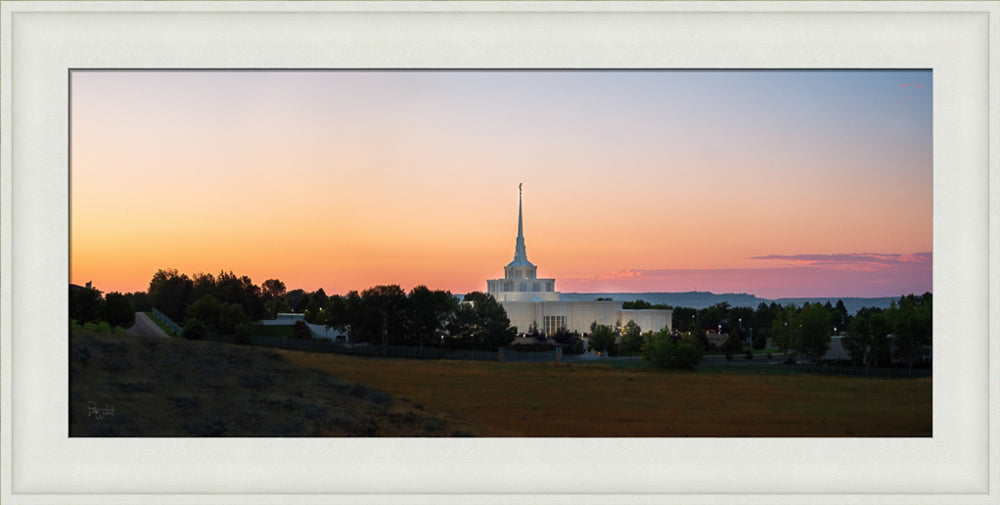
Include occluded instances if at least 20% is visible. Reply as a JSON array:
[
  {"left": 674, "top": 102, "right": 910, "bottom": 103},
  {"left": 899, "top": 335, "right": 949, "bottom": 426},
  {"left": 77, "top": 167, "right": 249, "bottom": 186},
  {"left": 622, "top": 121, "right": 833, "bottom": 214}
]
[
  {"left": 517, "top": 183, "right": 524, "bottom": 238},
  {"left": 513, "top": 183, "right": 529, "bottom": 263}
]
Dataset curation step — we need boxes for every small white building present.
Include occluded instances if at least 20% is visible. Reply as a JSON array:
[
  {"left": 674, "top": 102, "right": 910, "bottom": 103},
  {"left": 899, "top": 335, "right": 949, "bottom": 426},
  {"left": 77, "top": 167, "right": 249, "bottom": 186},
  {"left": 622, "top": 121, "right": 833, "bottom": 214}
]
[{"left": 487, "top": 185, "right": 671, "bottom": 336}]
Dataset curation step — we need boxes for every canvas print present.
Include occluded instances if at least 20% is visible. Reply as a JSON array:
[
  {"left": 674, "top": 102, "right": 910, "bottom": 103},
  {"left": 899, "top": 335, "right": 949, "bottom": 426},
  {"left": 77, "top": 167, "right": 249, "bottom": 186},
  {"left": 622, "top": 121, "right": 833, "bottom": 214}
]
[{"left": 69, "top": 70, "right": 932, "bottom": 437}]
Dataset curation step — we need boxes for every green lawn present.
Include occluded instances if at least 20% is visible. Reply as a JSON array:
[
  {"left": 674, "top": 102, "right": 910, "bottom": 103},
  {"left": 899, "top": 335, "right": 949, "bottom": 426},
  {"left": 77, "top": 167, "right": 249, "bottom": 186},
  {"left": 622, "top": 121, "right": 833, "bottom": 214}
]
[
  {"left": 253, "top": 324, "right": 295, "bottom": 338},
  {"left": 143, "top": 312, "right": 177, "bottom": 337}
]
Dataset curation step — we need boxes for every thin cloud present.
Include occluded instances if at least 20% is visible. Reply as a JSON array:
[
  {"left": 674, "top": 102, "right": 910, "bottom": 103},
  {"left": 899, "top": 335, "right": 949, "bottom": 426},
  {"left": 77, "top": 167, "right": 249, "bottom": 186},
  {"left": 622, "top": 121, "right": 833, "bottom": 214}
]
[{"left": 748, "top": 252, "right": 931, "bottom": 271}]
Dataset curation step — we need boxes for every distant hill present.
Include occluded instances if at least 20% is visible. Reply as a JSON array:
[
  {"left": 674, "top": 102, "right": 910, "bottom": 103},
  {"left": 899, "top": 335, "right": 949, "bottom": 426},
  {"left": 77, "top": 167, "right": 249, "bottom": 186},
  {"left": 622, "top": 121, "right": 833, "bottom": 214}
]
[{"left": 559, "top": 292, "right": 904, "bottom": 314}]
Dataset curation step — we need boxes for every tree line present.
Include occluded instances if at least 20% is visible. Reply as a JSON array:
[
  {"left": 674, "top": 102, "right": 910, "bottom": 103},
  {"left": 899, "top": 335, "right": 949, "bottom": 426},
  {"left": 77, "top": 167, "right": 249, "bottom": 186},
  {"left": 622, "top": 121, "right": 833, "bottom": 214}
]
[
  {"left": 625, "top": 293, "right": 932, "bottom": 370},
  {"left": 69, "top": 285, "right": 136, "bottom": 330},
  {"left": 72, "top": 269, "right": 930, "bottom": 371},
  {"left": 97, "top": 269, "right": 519, "bottom": 353}
]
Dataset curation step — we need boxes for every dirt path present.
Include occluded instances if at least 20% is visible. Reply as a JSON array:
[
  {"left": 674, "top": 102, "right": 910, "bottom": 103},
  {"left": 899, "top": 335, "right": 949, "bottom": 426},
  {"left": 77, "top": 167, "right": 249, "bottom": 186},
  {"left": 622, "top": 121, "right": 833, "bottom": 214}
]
[{"left": 126, "top": 312, "right": 170, "bottom": 338}]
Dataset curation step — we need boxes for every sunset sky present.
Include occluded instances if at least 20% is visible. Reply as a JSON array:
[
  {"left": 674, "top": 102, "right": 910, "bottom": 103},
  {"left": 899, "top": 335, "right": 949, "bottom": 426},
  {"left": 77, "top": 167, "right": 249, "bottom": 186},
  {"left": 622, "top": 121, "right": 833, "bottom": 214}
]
[{"left": 70, "top": 70, "right": 932, "bottom": 299}]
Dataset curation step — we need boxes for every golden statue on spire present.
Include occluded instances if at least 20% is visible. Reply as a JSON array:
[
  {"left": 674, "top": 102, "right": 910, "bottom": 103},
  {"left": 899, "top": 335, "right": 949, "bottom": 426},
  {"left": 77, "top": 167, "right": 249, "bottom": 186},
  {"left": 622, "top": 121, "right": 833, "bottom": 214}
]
[{"left": 519, "top": 182, "right": 522, "bottom": 194}]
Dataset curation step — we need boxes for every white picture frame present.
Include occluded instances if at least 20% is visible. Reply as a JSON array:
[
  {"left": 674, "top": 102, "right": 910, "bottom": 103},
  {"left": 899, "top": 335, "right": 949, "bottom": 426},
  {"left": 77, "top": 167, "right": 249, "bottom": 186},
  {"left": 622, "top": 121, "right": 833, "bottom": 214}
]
[{"left": 2, "top": 1, "right": 997, "bottom": 504}]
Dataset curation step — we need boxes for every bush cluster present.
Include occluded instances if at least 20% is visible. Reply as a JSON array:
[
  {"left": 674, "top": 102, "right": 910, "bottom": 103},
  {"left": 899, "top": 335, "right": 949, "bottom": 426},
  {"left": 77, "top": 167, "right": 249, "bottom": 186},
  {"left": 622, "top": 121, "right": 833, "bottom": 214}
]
[{"left": 641, "top": 330, "right": 702, "bottom": 370}]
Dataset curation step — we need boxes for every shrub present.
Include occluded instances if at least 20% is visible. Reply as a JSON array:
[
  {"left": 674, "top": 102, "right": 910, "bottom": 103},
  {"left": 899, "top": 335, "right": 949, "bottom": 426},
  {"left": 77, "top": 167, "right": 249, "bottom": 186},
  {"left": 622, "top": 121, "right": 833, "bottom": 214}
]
[
  {"left": 550, "top": 327, "right": 585, "bottom": 355},
  {"left": 182, "top": 319, "right": 208, "bottom": 340},
  {"left": 721, "top": 333, "right": 742, "bottom": 361},
  {"left": 588, "top": 323, "right": 616, "bottom": 355},
  {"left": 233, "top": 323, "right": 254, "bottom": 345},
  {"left": 642, "top": 330, "right": 702, "bottom": 370},
  {"left": 83, "top": 320, "right": 113, "bottom": 333}
]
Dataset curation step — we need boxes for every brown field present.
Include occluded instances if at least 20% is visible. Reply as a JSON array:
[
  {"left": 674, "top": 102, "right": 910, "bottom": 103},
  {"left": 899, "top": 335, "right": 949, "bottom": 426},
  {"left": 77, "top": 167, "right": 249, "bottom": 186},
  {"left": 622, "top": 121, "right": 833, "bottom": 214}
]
[{"left": 282, "top": 350, "right": 932, "bottom": 437}]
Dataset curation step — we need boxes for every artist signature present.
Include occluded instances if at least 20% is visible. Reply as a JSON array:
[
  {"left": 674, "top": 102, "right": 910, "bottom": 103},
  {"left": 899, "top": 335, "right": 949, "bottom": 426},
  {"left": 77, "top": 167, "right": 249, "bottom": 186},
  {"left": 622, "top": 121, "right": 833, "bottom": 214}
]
[{"left": 87, "top": 401, "right": 115, "bottom": 420}]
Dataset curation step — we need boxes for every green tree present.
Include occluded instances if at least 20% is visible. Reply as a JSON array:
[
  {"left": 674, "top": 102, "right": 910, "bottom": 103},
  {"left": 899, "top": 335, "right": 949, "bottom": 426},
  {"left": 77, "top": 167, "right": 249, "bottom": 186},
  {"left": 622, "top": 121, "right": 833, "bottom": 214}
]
[
  {"left": 186, "top": 294, "right": 251, "bottom": 335},
  {"left": 620, "top": 319, "right": 643, "bottom": 354},
  {"left": 769, "top": 304, "right": 796, "bottom": 362},
  {"left": 147, "top": 268, "right": 193, "bottom": 322},
  {"left": 186, "top": 294, "right": 223, "bottom": 330},
  {"left": 550, "top": 327, "right": 585, "bottom": 355},
  {"left": 721, "top": 331, "right": 742, "bottom": 361},
  {"left": 886, "top": 293, "right": 932, "bottom": 374},
  {"left": 642, "top": 328, "right": 701, "bottom": 370},
  {"left": 587, "top": 322, "right": 616, "bottom": 355},
  {"left": 689, "top": 327, "right": 712, "bottom": 351},
  {"left": 671, "top": 307, "right": 697, "bottom": 331},
  {"left": 261, "top": 278, "right": 287, "bottom": 300},
  {"left": 525, "top": 321, "right": 542, "bottom": 339},
  {"left": 406, "top": 285, "right": 458, "bottom": 350},
  {"left": 359, "top": 285, "right": 408, "bottom": 355},
  {"left": 447, "top": 292, "right": 516, "bottom": 351},
  {"left": 793, "top": 303, "right": 833, "bottom": 364},
  {"left": 214, "top": 271, "right": 265, "bottom": 320},
  {"left": 217, "top": 302, "right": 252, "bottom": 334},
  {"left": 833, "top": 299, "right": 850, "bottom": 330},
  {"left": 304, "top": 288, "right": 328, "bottom": 323},
  {"left": 100, "top": 292, "right": 135, "bottom": 329},
  {"left": 124, "top": 291, "right": 152, "bottom": 313},
  {"left": 842, "top": 312, "right": 872, "bottom": 367},
  {"left": 190, "top": 272, "right": 217, "bottom": 305},
  {"left": 265, "top": 297, "right": 292, "bottom": 319},
  {"left": 69, "top": 284, "right": 102, "bottom": 324},
  {"left": 868, "top": 311, "right": 892, "bottom": 368},
  {"left": 622, "top": 299, "right": 653, "bottom": 309}
]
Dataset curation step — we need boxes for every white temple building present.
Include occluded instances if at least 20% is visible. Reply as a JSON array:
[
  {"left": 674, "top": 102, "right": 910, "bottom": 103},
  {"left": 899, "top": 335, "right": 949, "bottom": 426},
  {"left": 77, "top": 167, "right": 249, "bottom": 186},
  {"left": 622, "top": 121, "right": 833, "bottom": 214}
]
[{"left": 487, "top": 185, "right": 672, "bottom": 336}]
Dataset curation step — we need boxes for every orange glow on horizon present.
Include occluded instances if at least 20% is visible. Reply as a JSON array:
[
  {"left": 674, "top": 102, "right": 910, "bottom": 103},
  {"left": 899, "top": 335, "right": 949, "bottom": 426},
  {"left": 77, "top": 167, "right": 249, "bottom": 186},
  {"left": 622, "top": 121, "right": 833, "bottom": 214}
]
[{"left": 70, "top": 70, "right": 932, "bottom": 299}]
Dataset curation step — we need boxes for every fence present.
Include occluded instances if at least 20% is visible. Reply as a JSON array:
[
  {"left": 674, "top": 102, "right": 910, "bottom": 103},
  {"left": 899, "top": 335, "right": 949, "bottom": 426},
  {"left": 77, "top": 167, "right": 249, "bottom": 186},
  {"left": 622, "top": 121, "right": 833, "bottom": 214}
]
[
  {"left": 697, "top": 363, "right": 931, "bottom": 379},
  {"left": 150, "top": 308, "right": 183, "bottom": 335},
  {"left": 501, "top": 348, "right": 561, "bottom": 363},
  {"left": 152, "top": 311, "right": 568, "bottom": 363},
  {"left": 200, "top": 332, "right": 505, "bottom": 362}
]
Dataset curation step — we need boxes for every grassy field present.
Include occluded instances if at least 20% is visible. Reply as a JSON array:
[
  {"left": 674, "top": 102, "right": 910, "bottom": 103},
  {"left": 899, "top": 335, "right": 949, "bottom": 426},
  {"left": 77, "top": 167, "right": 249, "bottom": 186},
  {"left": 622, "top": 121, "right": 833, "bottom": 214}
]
[{"left": 282, "top": 351, "right": 932, "bottom": 437}]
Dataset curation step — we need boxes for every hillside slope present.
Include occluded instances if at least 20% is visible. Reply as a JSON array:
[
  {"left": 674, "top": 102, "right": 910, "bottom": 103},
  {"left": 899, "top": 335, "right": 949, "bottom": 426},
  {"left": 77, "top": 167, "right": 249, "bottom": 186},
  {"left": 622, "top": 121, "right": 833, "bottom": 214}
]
[{"left": 70, "top": 330, "right": 471, "bottom": 436}]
